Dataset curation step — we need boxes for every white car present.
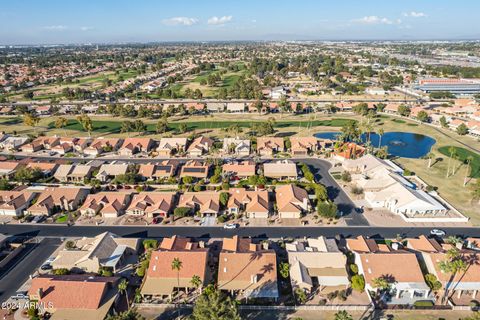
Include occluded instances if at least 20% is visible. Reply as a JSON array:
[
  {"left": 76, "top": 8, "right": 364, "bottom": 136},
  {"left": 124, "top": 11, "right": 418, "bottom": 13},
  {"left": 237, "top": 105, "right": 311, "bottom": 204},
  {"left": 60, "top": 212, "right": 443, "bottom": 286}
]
[
  {"left": 430, "top": 229, "right": 446, "bottom": 237},
  {"left": 223, "top": 223, "right": 238, "bottom": 230}
]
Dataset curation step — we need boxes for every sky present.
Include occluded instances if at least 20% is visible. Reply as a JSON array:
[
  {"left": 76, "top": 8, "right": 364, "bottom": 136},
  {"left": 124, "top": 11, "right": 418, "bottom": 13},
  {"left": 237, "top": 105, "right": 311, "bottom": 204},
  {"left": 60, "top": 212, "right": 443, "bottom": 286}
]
[{"left": 1, "top": 0, "right": 480, "bottom": 45}]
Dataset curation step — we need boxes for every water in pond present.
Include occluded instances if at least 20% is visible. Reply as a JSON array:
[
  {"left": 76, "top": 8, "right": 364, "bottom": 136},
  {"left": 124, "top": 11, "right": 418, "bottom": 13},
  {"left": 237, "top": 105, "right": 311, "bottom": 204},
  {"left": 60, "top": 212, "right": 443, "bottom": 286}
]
[{"left": 313, "top": 131, "right": 436, "bottom": 158}]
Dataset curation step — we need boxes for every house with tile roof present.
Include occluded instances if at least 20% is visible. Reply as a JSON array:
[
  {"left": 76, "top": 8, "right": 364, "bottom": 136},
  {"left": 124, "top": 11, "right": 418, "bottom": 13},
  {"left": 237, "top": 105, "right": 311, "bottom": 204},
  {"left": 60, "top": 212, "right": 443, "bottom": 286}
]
[
  {"left": 186, "top": 136, "right": 214, "bottom": 157},
  {"left": 407, "top": 236, "right": 480, "bottom": 305},
  {"left": 126, "top": 192, "right": 176, "bottom": 218},
  {"left": 95, "top": 163, "right": 129, "bottom": 183},
  {"left": 223, "top": 138, "right": 251, "bottom": 156},
  {"left": 54, "top": 164, "right": 94, "bottom": 183},
  {"left": 84, "top": 138, "right": 122, "bottom": 156},
  {"left": 0, "top": 189, "right": 38, "bottom": 216},
  {"left": 275, "top": 184, "right": 310, "bottom": 219},
  {"left": 26, "top": 186, "right": 90, "bottom": 216},
  {"left": 178, "top": 191, "right": 220, "bottom": 216},
  {"left": 263, "top": 160, "right": 297, "bottom": 180},
  {"left": 180, "top": 160, "right": 210, "bottom": 179},
  {"left": 222, "top": 160, "right": 256, "bottom": 179},
  {"left": 51, "top": 232, "right": 139, "bottom": 273},
  {"left": 157, "top": 138, "right": 188, "bottom": 157},
  {"left": 227, "top": 188, "right": 270, "bottom": 218},
  {"left": 347, "top": 236, "right": 433, "bottom": 305},
  {"left": 79, "top": 192, "right": 132, "bottom": 218},
  {"left": 257, "top": 137, "right": 284, "bottom": 156},
  {"left": 0, "top": 161, "right": 21, "bottom": 178},
  {"left": 21, "top": 136, "right": 60, "bottom": 153},
  {"left": 141, "top": 236, "right": 209, "bottom": 298},
  {"left": 119, "top": 138, "right": 154, "bottom": 156},
  {"left": 28, "top": 275, "right": 120, "bottom": 320},
  {"left": 138, "top": 161, "right": 178, "bottom": 181},
  {"left": 289, "top": 137, "right": 319, "bottom": 156},
  {"left": 287, "top": 237, "right": 349, "bottom": 293},
  {"left": 0, "top": 136, "right": 28, "bottom": 151},
  {"left": 218, "top": 236, "right": 278, "bottom": 300},
  {"left": 26, "top": 162, "right": 59, "bottom": 177}
]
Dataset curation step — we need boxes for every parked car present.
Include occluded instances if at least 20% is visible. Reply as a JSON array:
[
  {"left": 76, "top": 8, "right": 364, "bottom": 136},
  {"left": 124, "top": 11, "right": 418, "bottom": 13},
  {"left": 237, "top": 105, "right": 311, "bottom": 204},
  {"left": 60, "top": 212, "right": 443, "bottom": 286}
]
[
  {"left": 40, "top": 263, "right": 52, "bottom": 271},
  {"left": 32, "top": 215, "right": 45, "bottom": 224},
  {"left": 430, "top": 229, "right": 446, "bottom": 237},
  {"left": 10, "top": 292, "right": 28, "bottom": 300},
  {"left": 223, "top": 223, "right": 238, "bottom": 229}
]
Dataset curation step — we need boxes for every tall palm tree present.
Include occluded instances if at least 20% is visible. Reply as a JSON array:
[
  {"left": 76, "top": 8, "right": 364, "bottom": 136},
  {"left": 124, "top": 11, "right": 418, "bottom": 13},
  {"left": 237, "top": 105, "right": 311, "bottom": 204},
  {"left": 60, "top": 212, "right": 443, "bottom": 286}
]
[
  {"left": 427, "top": 152, "right": 435, "bottom": 169},
  {"left": 438, "top": 248, "right": 468, "bottom": 304},
  {"left": 118, "top": 278, "right": 129, "bottom": 308},
  {"left": 171, "top": 258, "right": 183, "bottom": 298},
  {"left": 446, "top": 146, "right": 457, "bottom": 178},
  {"left": 464, "top": 155, "right": 474, "bottom": 186},
  {"left": 378, "top": 128, "right": 384, "bottom": 148}
]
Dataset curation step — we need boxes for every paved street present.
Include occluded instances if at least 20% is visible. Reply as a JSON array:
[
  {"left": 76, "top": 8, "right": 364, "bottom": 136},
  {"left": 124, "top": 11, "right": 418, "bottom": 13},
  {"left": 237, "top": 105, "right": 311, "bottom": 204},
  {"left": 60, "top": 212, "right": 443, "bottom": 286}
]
[
  {"left": 0, "top": 224, "right": 478, "bottom": 240},
  {"left": 0, "top": 238, "right": 61, "bottom": 303}
]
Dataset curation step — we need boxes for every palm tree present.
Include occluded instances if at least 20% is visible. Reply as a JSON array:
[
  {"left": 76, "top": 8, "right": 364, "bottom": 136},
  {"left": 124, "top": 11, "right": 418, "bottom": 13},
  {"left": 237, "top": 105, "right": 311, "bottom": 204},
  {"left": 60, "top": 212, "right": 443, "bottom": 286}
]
[
  {"left": 190, "top": 274, "right": 202, "bottom": 293},
  {"left": 378, "top": 128, "right": 384, "bottom": 148},
  {"left": 464, "top": 155, "right": 474, "bottom": 186},
  {"left": 118, "top": 278, "right": 129, "bottom": 308},
  {"left": 427, "top": 152, "right": 435, "bottom": 169},
  {"left": 171, "top": 257, "right": 183, "bottom": 299},
  {"left": 446, "top": 146, "right": 457, "bottom": 178},
  {"left": 438, "top": 248, "right": 468, "bottom": 304}
]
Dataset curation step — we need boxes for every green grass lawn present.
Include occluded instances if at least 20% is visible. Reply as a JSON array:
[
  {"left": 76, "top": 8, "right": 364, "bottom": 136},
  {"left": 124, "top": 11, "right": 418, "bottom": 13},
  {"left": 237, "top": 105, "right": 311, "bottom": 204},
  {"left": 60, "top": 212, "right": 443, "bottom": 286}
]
[
  {"left": 55, "top": 214, "right": 68, "bottom": 223},
  {"left": 438, "top": 146, "right": 480, "bottom": 178},
  {"left": 48, "top": 118, "right": 353, "bottom": 135}
]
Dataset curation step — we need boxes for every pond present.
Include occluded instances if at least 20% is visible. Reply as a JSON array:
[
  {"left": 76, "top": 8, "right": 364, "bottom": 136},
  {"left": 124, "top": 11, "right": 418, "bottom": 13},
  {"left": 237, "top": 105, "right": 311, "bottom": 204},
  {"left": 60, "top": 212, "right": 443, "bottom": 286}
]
[{"left": 313, "top": 131, "right": 436, "bottom": 159}]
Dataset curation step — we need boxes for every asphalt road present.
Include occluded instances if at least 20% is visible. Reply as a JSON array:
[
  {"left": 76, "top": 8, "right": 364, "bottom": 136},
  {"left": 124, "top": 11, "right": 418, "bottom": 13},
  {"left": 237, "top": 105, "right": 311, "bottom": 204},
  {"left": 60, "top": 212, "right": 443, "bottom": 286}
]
[
  {"left": 0, "top": 224, "right": 479, "bottom": 240},
  {"left": 0, "top": 238, "right": 61, "bottom": 303}
]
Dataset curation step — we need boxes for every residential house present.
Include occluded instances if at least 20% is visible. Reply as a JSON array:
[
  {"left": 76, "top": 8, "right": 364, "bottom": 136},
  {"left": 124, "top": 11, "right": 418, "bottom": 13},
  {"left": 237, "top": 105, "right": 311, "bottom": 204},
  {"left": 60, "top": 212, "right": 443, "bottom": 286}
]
[
  {"left": 408, "top": 236, "right": 480, "bottom": 304},
  {"left": 334, "top": 143, "right": 366, "bottom": 160},
  {"left": 51, "top": 232, "right": 139, "bottom": 273},
  {"left": 290, "top": 137, "right": 319, "bottom": 156},
  {"left": 223, "top": 138, "right": 250, "bottom": 156},
  {"left": 263, "top": 160, "right": 298, "bottom": 180},
  {"left": 275, "top": 184, "right": 310, "bottom": 219},
  {"left": 177, "top": 191, "right": 220, "bottom": 216},
  {"left": 157, "top": 138, "right": 188, "bottom": 157},
  {"left": 138, "top": 161, "right": 178, "bottom": 181},
  {"left": 347, "top": 236, "right": 433, "bottom": 305},
  {"left": 54, "top": 164, "right": 94, "bottom": 183},
  {"left": 141, "top": 236, "right": 209, "bottom": 298},
  {"left": 218, "top": 236, "right": 278, "bottom": 300},
  {"left": 28, "top": 275, "right": 120, "bottom": 320},
  {"left": 0, "top": 189, "right": 38, "bottom": 216},
  {"left": 186, "top": 136, "right": 214, "bottom": 157},
  {"left": 287, "top": 237, "right": 349, "bottom": 293},
  {"left": 26, "top": 187, "right": 90, "bottom": 216},
  {"left": 126, "top": 192, "right": 176, "bottom": 218},
  {"left": 222, "top": 160, "right": 256, "bottom": 179},
  {"left": 79, "top": 192, "right": 132, "bottom": 218},
  {"left": 119, "top": 138, "right": 154, "bottom": 156},
  {"left": 84, "top": 138, "right": 122, "bottom": 156},
  {"left": 25, "top": 162, "right": 58, "bottom": 177},
  {"left": 257, "top": 137, "right": 284, "bottom": 156},
  {"left": 226, "top": 103, "right": 245, "bottom": 113},
  {"left": 95, "top": 164, "right": 129, "bottom": 183},
  {"left": 227, "top": 188, "right": 270, "bottom": 218},
  {"left": 21, "top": 136, "right": 60, "bottom": 153},
  {"left": 0, "top": 136, "right": 28, "bottom": 151},
  {"left": 180, "top": 160, "right": 210, "bottom": 180},
  {"left": 0, "top": 161, "right": 20, "bottom": 178}
]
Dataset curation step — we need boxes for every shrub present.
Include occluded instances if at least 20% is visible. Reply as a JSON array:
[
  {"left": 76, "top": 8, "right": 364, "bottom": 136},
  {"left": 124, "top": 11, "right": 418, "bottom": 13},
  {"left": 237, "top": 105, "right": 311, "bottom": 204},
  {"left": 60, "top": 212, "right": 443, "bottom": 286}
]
[
  {"left": 174, "top": 207, "right": 191, "bottom": 218},
  {"left": 351, "top": 274, "right": 365, "bottom": 292},
  {"left": 341, "top": 171, "right": 352, "bottom": 182},
  {"left": 294, "top": 288, "right": 307, "bottom": 304},
  {"left": 52, "top": 268, "right": 70, "bottom": 275},
  {"left": 143, "top": 239, "right": 158, "bottom": 250},
  {"left": 350, "top": 264, "right": 358, "bottom": 275},
  {"left": 424, "top": 273, "right": 442, "bottom": 291},
  {"left": 350, "top": 186, "right": 364, "bottom": 195}
]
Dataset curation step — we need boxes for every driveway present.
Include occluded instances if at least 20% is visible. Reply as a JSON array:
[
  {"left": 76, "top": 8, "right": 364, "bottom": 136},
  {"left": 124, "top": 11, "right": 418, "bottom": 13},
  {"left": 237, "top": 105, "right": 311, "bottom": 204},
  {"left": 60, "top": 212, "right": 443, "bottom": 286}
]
[{"left": 293, "top": 158, "right": 369, "bottom": 226}]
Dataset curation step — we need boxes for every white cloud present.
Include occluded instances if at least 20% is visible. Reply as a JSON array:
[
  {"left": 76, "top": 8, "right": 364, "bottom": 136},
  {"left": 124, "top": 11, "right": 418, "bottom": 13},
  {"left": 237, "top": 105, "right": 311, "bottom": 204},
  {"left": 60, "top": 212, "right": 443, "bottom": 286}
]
[
  {"left": 403, "top": 11, "right": 427, "bottom": 18},
  {"left": 43, "top": 25, "right": 68, "bottom": 31},
  {"left": 207, "top": 15, "right": 233, "bottom": 25},
  {"left": 162, "top": 17, "right": 199, "bottom": 26},
  {"left": 80, "top": 26, "right": 94, "bottom": 31},
  {"left": 353, "top": 16, "right": 401, "bottom": 25}
]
